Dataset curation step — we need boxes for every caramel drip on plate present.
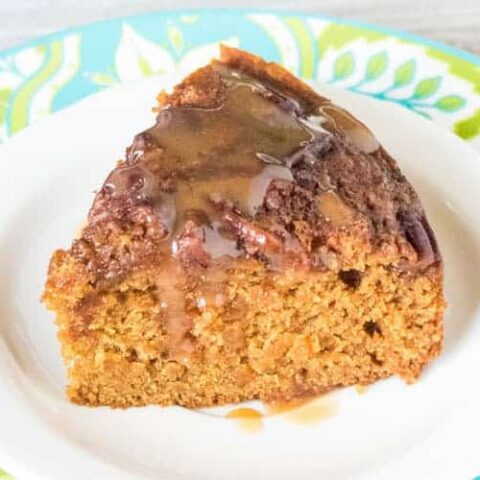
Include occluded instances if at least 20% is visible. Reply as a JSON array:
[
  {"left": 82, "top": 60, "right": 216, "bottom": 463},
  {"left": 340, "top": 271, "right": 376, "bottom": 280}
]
[
  {"left": 266, "top": 396, "right": 338, "bottom": 425},
  {"left": 226, "top": 407, "right": 263, "bottom": 433},
  {"left": 266, "top": 396, "right": 313, "bottom": 414},
  {"left": 355, "top": 384, "right": 368, "bottom": 395},
  {"left": 226, "top": 396, "right": 338, "bottom": 432}
]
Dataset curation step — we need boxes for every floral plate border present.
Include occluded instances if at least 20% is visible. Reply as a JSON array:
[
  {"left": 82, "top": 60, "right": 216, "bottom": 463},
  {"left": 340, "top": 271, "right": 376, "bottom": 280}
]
[
  {"left": 0, "top": 9, "right": 479, "bottom": 480},
  {"left": 0, "top": 9, "right": 479, "bottom": 152}
]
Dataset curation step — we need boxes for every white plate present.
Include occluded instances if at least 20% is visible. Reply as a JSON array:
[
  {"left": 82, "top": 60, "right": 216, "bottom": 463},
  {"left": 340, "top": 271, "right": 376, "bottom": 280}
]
[{"left": 0, "top": 74, "right": 479, "bottom": 480}]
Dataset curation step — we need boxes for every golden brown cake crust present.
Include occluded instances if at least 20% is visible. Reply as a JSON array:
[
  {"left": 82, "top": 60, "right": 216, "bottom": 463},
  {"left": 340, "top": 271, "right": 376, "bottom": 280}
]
[{"left": 42, "top": 47, "right": 445, "bottom": 408}]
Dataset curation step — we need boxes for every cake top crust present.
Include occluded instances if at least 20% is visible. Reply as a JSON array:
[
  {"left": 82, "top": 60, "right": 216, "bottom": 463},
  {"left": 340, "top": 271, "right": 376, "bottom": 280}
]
[{"left": 74, "top": 46, "right": 440, "bottom": 283}]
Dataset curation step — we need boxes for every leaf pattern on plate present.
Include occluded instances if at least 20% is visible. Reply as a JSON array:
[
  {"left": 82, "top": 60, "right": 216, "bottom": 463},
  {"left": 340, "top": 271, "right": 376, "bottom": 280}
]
[
  {"left": 0, "top": 468, "right": 13, "bottom": 480},
  {"left": 0, "top": 45, "right": 45, "bottom": 142},
  {"left": 248, "top": 13, "right": 301, "bottom": 74},
  {"left": 167, "top": 24, "right": 184, "bottom": 53},
  {"left": 316, "top": 36, "right": 475, "bottom": 122},
  {"left": 393, "top": 59, "right": 416, "bottom": 87},
  {"left": 413, "top": 76, "right": 442, "bottom": 99},
  {"left": 89, "top": 24, "right": 238, "bottom": 86},
  {"left": 365, "top": 51, "right": 388, "bottom": 80},
  {"left": 0, "top": 35, "right": 80, "bottom": 142},
  {"left": 435, "top": 95, "right": 465, "bottom": 112},
  {"left": 333, "top": 51, "right": 354, "bottom": 80},
  {"left": 114, "top": 24, "right": 175, "bottom": 83},
  {"left": 0, "top": 12, "right": 479, "bottom": 148},
  {"left": 454, "top": 109, "right": 480, "bottom": 140},
  {"left": 0, "top": 88, "right": 12, "bottom": 126}
]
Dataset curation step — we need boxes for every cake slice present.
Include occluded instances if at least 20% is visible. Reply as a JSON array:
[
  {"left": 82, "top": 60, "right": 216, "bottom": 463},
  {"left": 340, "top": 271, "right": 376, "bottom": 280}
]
[{"left": 43, "top": 46, "right": 445, "bottom": 408}]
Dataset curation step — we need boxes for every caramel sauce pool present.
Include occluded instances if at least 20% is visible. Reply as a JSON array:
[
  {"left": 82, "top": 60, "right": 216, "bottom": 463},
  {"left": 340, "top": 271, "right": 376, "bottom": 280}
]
[
  {"left": 266, "top": 396, "right": 338, "bottom": 426},
  {"left": 226, "top": 396, "right": 338, "bottom": 432},
  {"left": 226, "top": 407, "right": 263, "bottom": 433},
  {"left": 355, "top": 384, "right": 368, "bottom": 394},
  {"left": 266, "top": 396, "right": 314, "bottom": 414}
]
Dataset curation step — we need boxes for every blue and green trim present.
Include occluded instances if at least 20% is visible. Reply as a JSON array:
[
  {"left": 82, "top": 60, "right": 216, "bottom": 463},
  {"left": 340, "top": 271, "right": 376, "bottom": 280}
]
[{"left": 0, "top": 9, "right": 478, "bottom": 146}]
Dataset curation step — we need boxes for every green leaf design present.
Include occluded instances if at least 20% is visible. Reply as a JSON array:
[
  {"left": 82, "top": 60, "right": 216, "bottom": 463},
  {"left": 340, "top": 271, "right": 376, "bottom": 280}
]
[
  {"left": 138, "top": 56, "right": 153, "bottom": 77},
  {"left": 333, "top": 52, "right": 354, "bottom": 80},
  {"left": 89, "top": 72, "right": 117, "bottom": 86},
  {"left": 425, "top": 48, "right": 480, "bottom": 95},
  {"left": 0, "top": 468, "right": 13, "bottom": 480},
  {"left": 317, "top": 24, "right": 386, "bottom": 55},
  {"left": 0, "top": 88, "right": 12, "bottom": 126},
  {"left": 365, "top": 51, "right": 388, "bottom": 80},
  {"left": 413, "top": 76, "right": 442, "bottom": 99},
  {"left": 35, "top": 44, "right": 47, "bottom": 55},
  {"left": 168, "top": 25, "right": 184, "bottom": 53},
  {"left": 454, "top": 109, "right": 480, "bottom": 140},
  {"left": 434, "top": 95, "right": 465, "bottom": 112},
  {"left": 393, "top": 59, "right": 415, "bottom": 87}
]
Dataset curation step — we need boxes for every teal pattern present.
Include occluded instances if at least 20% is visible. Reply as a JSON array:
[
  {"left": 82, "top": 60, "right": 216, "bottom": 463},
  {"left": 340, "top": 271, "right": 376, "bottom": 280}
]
[
  {"left": 0, "top": 10, "right": 479, "bottom": 149},
  {"left": 0, "top": 9, "right": 479, "bottom": 478}
]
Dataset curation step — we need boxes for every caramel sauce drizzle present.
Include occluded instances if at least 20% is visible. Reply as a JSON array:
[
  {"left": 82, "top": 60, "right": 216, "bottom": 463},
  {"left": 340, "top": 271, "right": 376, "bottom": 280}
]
[{"left": 103, "top": 65, "right": 377, "bottom": 262}]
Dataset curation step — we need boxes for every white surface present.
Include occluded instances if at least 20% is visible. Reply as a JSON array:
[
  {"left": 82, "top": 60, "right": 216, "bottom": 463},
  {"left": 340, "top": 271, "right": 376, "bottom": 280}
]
[
  {"left": 0, "top": 73, "right": 479, "bottom": 480},
  {"left": 0, "top": 0, "right": 479, "bottom": 55}
]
